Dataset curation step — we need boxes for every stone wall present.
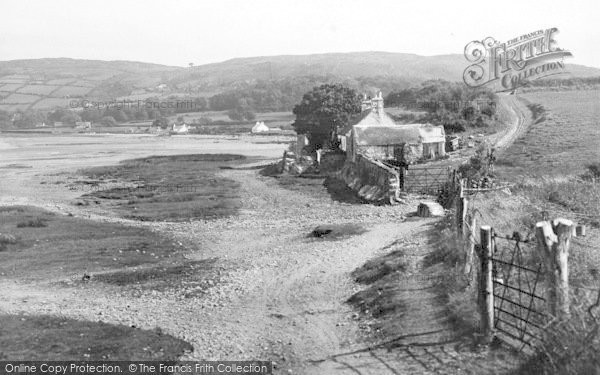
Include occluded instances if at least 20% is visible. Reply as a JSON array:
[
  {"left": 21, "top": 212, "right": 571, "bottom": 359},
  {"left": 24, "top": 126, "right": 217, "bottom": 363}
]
[{"left": 339, "top": 155, "right": 401, "bottom": 204}]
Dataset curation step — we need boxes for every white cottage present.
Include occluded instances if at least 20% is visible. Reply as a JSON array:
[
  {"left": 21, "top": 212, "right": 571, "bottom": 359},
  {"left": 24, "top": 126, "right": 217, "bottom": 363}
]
[
  {"left": 340, "top": 92, "right": 446, "bottom": 164},
  {"left": 251, "top": 121, "right": 269, "bottom": 133},
  {"left": 172, "top": 123, "right": 189, "bottom": 134}
]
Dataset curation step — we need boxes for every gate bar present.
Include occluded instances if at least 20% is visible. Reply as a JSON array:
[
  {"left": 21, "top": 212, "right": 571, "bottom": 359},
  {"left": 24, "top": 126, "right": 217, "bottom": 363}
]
[
  {"left": 493, "top": 294, "right": 546, "bottom": 316},
  {"left": 490, "top": 258, "right": 540, "bottom": 274},
  {"left": 495, "top": 327, "right": 534, "bottom": 347},
  {"left": 493, "top": 281, "right": 546, "bottom": 301},
  {"left": 495, "top": 317, "right": 543, "bottom": 341},
  {"left": 494, "top": 307, "right": 544, "bottom": 329}
]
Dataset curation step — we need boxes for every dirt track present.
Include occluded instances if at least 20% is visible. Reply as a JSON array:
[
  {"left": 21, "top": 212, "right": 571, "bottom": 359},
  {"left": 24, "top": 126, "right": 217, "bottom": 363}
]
[{"left": 492, "top": 94, "right": 532, "bottom": 151}]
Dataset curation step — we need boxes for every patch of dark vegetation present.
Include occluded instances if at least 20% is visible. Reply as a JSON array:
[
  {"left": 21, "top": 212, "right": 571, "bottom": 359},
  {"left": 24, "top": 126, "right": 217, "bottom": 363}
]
[
  {"left": 0, "top": 207, "right": 25, "bottom": 213},
  {"left": 259, "top": 162, "right": 281, "bottom": 177},
  {"left": 323, "top": 176, "right": 363, "bottom": 204},
  {"left": 0, "top": 314, "right": 192, "bottom": 360},
  {"left": 351, "top": 249, "right": 408, "bottom": 284},
  {"left": 92, "top": 258, "right": 222, "bottom": 296},
  {"left": 348, "top": 283, "right": 407, "bottom": 320},
  {"left": 0, "top": 164, "right": 32, "bottom": 169},
  {"left": 526, "top": 103, "right": 548, "bottom": 124},
  {"left": 310, "top": 224, "right": 366, "bottom": 241},
  {"left": 16, "top": 217, "right": 48, "bottom": 228},
  {"left": 581, "top": 162, "right": 600, "bottom": 182},
  {"left": 0, "top": 233, "right": 18, "bottom": 252},
  {"left": 0, "top": 206, "right": 197, "bottom": 286},
  {"left": 346, "top": 240, "right": 415, "bottom": 338},
  {"left": 78, "top": 154, "right": 246, "bottom": 221},
  {"left": 346, "top": 270, "right": 411, "bottom": 339}
]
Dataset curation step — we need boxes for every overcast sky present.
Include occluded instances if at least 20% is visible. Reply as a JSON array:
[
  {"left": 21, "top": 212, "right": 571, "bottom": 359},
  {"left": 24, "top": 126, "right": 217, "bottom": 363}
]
[{"left": 1, "top": 0, "right": 598, "bottom": 68}]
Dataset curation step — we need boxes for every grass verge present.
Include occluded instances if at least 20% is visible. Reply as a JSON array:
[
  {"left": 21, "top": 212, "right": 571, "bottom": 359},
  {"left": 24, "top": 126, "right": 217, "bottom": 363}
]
[
  {"left": 0, "top": 314, "right": 192, "bottom": 360},
  {"left": 346, "top": 240, "right": 412, "bottom": 338}
]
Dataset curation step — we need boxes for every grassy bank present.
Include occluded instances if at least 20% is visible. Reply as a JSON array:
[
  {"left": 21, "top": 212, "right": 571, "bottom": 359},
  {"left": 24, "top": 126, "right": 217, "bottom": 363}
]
[
  {"left": 0, "top": 206, "right": 221, "bottom": 295},
  {"left": 0, "top": 314, "right": 192, "bottom": 360},
  {"left": 496, "top": 90, "right": 600, "bottom": 180}
]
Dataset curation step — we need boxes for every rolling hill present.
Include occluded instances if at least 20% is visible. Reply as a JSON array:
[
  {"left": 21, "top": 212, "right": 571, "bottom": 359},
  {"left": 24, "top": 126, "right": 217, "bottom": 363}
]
[
  {"left": 167, "top": 51, "right": 600, "bottom": 89},
  {"left": 0, "top": 52, "right": 599, "bottom": 112}
]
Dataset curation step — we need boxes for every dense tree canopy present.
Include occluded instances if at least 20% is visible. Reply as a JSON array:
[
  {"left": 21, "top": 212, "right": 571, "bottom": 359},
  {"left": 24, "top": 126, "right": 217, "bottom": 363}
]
[
  {"left": 385, "top": 80, "right": 498, "bottom": 134},
  {"left": 292, "top": 84, "right": 361, "bottom": 149}
]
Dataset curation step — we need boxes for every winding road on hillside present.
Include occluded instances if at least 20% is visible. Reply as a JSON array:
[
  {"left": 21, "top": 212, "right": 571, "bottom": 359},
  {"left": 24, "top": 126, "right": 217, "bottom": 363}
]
[{"left": 491, "top": 94, "right": 533, "bottom": 152}]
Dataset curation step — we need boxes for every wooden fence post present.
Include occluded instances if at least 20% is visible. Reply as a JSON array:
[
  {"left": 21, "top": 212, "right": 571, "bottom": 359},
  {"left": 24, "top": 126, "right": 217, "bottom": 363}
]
[
  {"left": 479, "top": 225, "right": 494, "bottom": 340},
  {"left": 535, "top": 218, "right": 573, "bottom": 319},
  {"left": 456, "top": 179, "right": 467, "bottom": 240},
  {"left": 464, "top": 214, "right": 477, "bottom": 284}
]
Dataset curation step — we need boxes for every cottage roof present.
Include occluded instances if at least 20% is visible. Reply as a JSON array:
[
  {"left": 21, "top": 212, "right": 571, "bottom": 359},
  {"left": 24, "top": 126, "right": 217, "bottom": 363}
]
[
  {"left": 340, "top": 108, "right": 397, "bottom": 135},
  {"left": 354, "top": 123, "right": 445, "bottom": 146},
  {"left": 418, "top": 124, "right": 446, "bottom": 143}
]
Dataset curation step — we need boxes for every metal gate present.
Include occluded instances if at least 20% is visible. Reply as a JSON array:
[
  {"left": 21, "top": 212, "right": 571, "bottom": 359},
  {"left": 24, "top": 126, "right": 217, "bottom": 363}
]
[
  {"left": 491, "top": 232, "right": 547, "bottom": 351},
  {"left": 401, "top": 166, "right": 453, "bottom": 195}
]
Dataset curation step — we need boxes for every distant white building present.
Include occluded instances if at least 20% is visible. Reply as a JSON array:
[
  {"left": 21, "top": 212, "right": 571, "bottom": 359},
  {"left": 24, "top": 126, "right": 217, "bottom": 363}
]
[
  {"left": 171, "top": 123, "right": 189, "bottom": 134},
  {"left": 251, "top": 121, "right": 269, "bottom": 133},
  {"left": 75, "top": 121, "right": 92, "bottom": 129}
]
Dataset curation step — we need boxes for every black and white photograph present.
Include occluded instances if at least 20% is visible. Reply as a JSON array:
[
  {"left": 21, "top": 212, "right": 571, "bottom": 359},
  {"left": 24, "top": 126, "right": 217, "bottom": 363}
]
[{"left": 1, "top": 1, "right": 599, "bottom": 374}]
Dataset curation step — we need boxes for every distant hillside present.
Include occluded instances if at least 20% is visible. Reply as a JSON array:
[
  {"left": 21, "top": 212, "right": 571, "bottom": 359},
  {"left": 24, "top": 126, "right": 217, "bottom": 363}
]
[
  {"left": 168, "top": 52, "right": 600, "bottom": 89},
  {"left": 0, "top": 58, "right": 181, "bottom": 112},
  {"left": 168, "top": 52, "right": 467, "bottom": 88},
  {"left": 1, "top": 53, "right": 599, "bottom": 112}
]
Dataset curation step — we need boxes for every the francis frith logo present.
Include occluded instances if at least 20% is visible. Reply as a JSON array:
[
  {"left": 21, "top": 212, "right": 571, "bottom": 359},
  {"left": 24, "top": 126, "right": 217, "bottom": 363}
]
[{"left": 463, "top": 28, "right": 572, "bottom": 91}]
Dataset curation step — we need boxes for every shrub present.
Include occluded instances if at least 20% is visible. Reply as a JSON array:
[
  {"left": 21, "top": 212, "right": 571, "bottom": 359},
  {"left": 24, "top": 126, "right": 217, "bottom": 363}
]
[
  {"left": 444, "top": 119, "right": 467, "bottom": 133},
  {"left": 517, "top": 291, "right": 600, "bottom": 375},
  {"left": 582, "top": 162, "right": 600, "bottom": 181},
  {"left": 457, "top": 142, "right": 495, "bottom": 181},
  {"left": 0, "top": 233, "right": 17, "bottom": 251},
  {"left": 16, "top": 218, "right": 48, "bottom": 228}
]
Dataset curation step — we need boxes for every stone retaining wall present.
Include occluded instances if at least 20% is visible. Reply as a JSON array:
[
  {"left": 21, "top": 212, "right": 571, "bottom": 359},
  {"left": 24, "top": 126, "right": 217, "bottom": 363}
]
[{"left": 339, "top": 155, "right": 400, "bottom": 204}]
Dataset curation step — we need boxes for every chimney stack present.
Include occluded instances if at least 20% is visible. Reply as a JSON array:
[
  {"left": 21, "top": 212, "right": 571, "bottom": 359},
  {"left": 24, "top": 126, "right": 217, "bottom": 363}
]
[
  {"left": 361, "top": 94, "right": 372, "bottom": 112},
  {"left": 372, "top": 91, "right": 384, "bottom": 116}
]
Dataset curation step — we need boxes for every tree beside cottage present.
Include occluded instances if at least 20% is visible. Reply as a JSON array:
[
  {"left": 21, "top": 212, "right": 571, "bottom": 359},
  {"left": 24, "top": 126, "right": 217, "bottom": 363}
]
[{"left": 291, "top": 84, "right": 362, "bottom": 151}]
